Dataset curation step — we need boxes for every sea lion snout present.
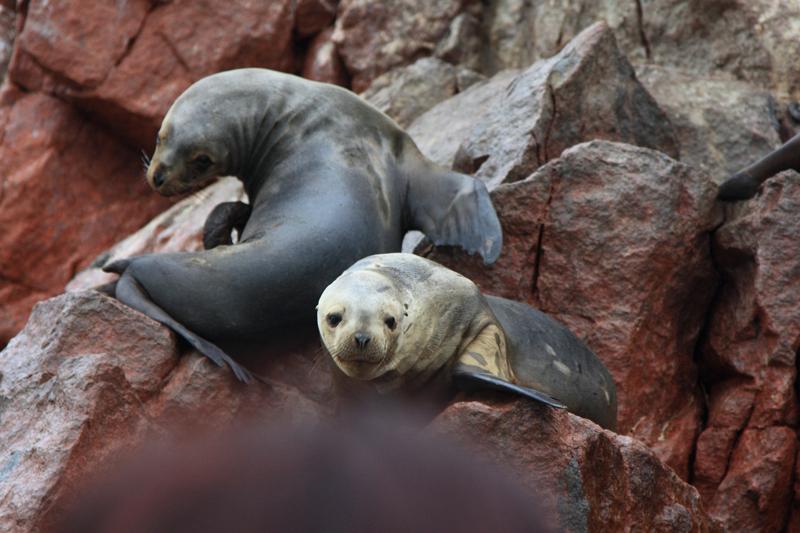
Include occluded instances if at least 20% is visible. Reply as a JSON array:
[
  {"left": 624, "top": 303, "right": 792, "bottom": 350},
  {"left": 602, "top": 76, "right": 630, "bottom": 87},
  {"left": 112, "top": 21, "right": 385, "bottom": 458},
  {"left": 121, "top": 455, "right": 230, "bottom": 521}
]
[
  {"left": 354, "top": 332, "right": 371, "bottom": 348},
  {"left": 152, "top": 166, "right": 167, "bottom": 188}
]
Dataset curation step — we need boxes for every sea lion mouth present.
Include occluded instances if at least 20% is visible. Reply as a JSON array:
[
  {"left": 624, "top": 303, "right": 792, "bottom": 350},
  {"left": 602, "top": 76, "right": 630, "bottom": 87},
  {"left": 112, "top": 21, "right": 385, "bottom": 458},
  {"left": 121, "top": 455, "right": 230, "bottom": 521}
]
[
  {"left": 159, "top": 173, "right": 219, "bottom": 197},
  {"left": 334, "top": 353, "right": 385, "bottom": 365}
]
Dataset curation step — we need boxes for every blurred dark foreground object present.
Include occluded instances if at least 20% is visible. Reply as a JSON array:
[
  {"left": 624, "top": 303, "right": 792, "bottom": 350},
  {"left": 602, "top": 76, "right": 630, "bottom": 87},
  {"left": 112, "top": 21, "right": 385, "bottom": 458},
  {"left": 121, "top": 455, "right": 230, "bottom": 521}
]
[{"left": 55, "top": 412, "right": 552, "bottom": 533}]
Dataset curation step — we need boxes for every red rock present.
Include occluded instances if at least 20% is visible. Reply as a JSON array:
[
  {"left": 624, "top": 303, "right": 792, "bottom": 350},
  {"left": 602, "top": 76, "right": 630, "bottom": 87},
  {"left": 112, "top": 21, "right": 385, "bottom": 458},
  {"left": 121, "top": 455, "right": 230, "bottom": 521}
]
[
  {"left": 422, "top": 141, "right": 721, "bottom": 479},
  {"left": 431, "top": 396, "right": 721, "bottom": 532},
  {"left": 301, "top": 27, "right": 349, "bottom": 88},
  {"left": 66, "top": 177, "right": 246, "bottom": 292},
  {"left": 295, "top": 0, "right": 338, "bottom": 38},
  {"left": 408, "top": 22, "right": 678, "bottom": 188},
  {"left": 333, "top": 0, "right": 483, "bottom": 92},
  {"left": 0, "top": 88, "right": 170, "bottom": 344},
  {"left": 10, "top": 0, "right": 150, "bottom": 88},
  {"left": 709, "top": 427, "right": 797, "bottom": 532},
  {"left": 696, "top": 170, "right": 800, "bottom": 531},
  {"left": 0, "top": 290, "right": 324, "bottom": 532},
  {"left": 0, "top": 2, "right": 16, "bottom": 78},
  {"left": 9, "top": 0, "right": 297, "bottom": 148}
]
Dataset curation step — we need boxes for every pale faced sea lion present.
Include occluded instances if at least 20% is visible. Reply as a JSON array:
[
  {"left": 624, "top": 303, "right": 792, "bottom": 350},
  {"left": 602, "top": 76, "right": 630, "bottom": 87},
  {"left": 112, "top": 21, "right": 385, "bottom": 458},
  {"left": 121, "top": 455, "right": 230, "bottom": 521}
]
[
  {"left": 104, "top": 68, "right": 503, "bottom": 383},
  {"left": 317, "top": 253, "right": 617, "bottom": 430}
]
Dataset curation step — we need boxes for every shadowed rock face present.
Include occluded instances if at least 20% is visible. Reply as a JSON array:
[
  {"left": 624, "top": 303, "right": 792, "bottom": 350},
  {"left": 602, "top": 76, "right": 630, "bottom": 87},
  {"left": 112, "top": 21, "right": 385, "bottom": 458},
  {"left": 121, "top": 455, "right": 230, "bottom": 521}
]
[
  {"left": 2, "top": 1, "right": 800, "bottom": 530},
  {"left": 636, "top": 64, "right": 783, "bottom": 181},
  {"left": 698, "top": 171, "right": 800, "bottom": 532}
]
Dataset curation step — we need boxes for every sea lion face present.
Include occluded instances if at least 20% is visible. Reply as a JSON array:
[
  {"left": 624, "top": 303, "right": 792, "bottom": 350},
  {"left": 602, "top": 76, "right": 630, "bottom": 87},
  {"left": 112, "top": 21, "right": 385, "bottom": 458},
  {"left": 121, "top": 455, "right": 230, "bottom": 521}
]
[
  {"left": 146, "top": 97, "right": 231, "bottom": 196},
  {"left": 317, "top": 270, "right": 405, "bottom": 381}
]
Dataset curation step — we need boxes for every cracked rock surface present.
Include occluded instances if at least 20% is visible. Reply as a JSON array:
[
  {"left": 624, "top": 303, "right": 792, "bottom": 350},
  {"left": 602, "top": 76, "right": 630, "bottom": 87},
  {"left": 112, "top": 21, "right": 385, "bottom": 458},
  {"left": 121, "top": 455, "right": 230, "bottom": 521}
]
[{"left": 1, "top": 1, "right": 800, "bottom": 531}]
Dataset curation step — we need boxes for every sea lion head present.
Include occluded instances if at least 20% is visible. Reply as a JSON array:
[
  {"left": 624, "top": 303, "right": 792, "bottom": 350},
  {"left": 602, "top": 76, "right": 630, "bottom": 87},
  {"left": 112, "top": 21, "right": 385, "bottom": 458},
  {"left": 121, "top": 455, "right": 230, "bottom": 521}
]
[
  {"left": 317, "top": 269, "right": 406, "bottom": 381},
  {"left": 146, "top": 82, "right": 236, "bottom": 196}
]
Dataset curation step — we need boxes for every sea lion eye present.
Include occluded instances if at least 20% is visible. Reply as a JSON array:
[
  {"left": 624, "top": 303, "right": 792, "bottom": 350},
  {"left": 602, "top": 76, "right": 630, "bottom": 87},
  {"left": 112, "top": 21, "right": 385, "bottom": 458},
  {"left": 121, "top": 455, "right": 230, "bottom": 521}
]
[
  {"left": 191, "top": 154, "right": 213, "bottom": 171},
  {"left": 327, "top": 313, "right": 342, "bottom": 328},
  {"left": 384, "top": 317, "right": 396, "bottom": 330}
]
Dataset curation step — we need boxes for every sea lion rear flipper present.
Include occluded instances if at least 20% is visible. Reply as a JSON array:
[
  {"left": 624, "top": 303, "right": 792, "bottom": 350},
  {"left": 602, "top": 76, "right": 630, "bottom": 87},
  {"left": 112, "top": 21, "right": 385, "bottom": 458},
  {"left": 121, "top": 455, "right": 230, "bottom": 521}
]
[
  {"left": 203, "top": 201, "right": 252, "bottom": 249},
  {"left": 453, "top": 365, "right": 566, "bottom": 409},
  {"left": 115, "top": 269, "right": 253, "bottom": 383},
  {"left": 407, "top": 170, "right": 502, "bottom": 264}
]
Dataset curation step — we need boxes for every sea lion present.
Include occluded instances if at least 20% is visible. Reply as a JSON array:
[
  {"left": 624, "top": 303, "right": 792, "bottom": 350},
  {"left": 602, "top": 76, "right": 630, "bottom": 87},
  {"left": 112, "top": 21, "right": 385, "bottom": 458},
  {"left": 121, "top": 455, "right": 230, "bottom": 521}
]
[
  {"left": 104, "top": 69, "right": 502, "bottom": 383},
  {"left": 316, "top": 253, "right": 617, "bottom": 430},
  {"left": 717, "top": 132, "right": 800, "bottom": 201}
]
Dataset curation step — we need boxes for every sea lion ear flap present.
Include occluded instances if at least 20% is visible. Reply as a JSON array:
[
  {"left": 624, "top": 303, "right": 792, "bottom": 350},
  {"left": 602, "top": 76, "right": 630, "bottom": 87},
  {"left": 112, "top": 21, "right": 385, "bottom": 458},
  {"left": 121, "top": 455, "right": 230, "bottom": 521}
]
[
  {"left": 407, "top": 170, "right": 502, "bottom": 264},
  {"left": 452, "top": 323, "right": 566, "bottom": 409}
]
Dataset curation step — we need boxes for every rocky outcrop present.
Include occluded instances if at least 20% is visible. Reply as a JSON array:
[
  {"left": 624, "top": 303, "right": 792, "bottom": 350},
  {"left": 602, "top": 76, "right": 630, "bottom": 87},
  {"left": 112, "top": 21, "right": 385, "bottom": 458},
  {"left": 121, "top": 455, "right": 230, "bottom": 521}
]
[
  {"left": 0, "top": 86, "right": 170, "bottom": 346},
  {"left": 695, "top": 171, "right": 800, "bottom": 532},
  {"left": 9, "top": 0, "right": 297, "bottom": 147},
  {"left": 3, "top": 2, "right": 800, "bottom": 530},
  {"left": 0, "top": 288, "right": 719, "bottom": 532},
  {"left": 301, "top": 27, "right": 349, "bottom": 87},
  {"left": 333, "top": 0, "right": 483, "bottom": 92},
  {"left": 433, "top": 396, "right": 720, "bottom": 532},
  {"left": 67, "top": 177, "right": 246, "bottom": 292},
  {"left": 361, "top": 57, "right": 483, "bottom": 128},
  {"left": 421, "top": 140, "right": 721, "bottom": 480},
  {"left": 0, "top": 291, "right": 323, "bottom": 533},
  {"left": 637, "top": 65, "right": 783, "bottom": 181},
  {"left": 483, "top": 0, "right": 800, "bottom": 103},
  {"left": 408, "top": 23, "right": 678, "bottom": 188}
]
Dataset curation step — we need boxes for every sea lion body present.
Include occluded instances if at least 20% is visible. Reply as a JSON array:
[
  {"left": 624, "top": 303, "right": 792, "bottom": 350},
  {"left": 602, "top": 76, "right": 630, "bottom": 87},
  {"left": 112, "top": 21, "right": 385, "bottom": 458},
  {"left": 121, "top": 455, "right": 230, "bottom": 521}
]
[
  {"left": 106, "top": 69, "right": 502, "bottom": 381},
  {"left": 317, "top": 253, "right": 617, "bottom": 430}
]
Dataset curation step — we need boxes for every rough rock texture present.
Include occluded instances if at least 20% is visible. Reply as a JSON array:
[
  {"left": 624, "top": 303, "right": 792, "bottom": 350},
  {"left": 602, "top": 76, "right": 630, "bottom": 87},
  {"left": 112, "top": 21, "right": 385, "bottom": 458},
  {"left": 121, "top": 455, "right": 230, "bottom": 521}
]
[
  {"left": 3, "top": 2, "right": 800, "bottom": 530},
  {"left": 301, "top": 27, "right": 349, "bottom": 87},
  {"left": 422, "top": 141, "right": 721, "bottom": 480},
  {"left": 637, "top": 64, "right": 783, "bottom": 181},
  {"left": 0, "top": 290, "right": 718, "bottom": 532},
  {"left": 333, "top": 0, "right": 483, "bottom": 92},
  {"left": 361, "top": 57, "right": 483, "bottom": 128},
  {"left": 695, "top": 171, "right": 800, "bottom": 532},
  {"left": 0, "top": 291, "right": 323, "bottom": 533},
  {"left": 433, "top": 397, "right": 720, "bottom": 532},
  {"left": 295, "top": 0, "right": 338, "bottom": 38},
  {"left": 483, "top": 0, "right": 800, "bottom": 102},
  {"left": 66, "top": 177, "right": 246, "bottom": 292},
  {"left": 0, "top": 3, "right": 15, "bottom": 80},
  {"left": 483, "top": 0, "right": 644, "bottom": 72},
  {"left": 408, "top": 23, "right": 678, "bottom": 188},
  {"left": 9, "top": 0, "right": 297, "bottom": 147},
  {"left": 0, "top": 87, "right": 170, "bottom": 346}
]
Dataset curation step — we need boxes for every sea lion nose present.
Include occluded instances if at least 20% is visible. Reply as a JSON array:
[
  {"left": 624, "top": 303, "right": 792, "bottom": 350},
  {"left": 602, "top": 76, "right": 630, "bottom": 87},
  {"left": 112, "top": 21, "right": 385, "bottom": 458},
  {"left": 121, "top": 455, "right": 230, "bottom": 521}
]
[
  {"left": 354, "top": 333, "right": 370, "bottom": 349},
  {"left": 153, "top": 168, "right": 166, "bottom": 188}
]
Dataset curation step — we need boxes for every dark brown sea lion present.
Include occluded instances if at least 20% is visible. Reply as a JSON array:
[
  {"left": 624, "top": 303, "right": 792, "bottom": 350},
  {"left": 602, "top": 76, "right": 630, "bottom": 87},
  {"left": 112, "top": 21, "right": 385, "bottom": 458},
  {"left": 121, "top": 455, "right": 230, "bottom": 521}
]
[{"left": 104, "top": 69, "right": 502, "bottom": 382}]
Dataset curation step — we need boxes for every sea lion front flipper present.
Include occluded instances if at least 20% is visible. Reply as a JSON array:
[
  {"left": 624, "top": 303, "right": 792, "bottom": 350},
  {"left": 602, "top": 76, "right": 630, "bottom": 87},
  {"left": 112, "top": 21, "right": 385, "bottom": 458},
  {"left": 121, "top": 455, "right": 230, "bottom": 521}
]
[
  {"left": 452, "top": 365, "right": 566, "bottom": 409},
  {"left": 203, "top": 201, "right": 252, "bottom": 249},
  {"left": 452, "top": 322, "right": 566, "bottom": 409},
  {"left": 113, "top": 267, "right": 253, "bottom": 383},
  {"left": 407, "top": 170, "right": 502, "bottom": 264}
]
